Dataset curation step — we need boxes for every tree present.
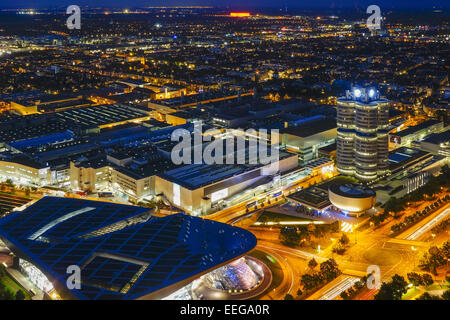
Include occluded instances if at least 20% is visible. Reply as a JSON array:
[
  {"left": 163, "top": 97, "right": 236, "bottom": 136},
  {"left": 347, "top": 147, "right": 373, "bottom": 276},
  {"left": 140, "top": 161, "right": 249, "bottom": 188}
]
[
  {"left": 279, "top": 227, "right": 301, "bottom": 247},
  {"left": 301, "top": 273, "right": 320, "bottom": 291},
  {"left": 390, "top": 275, "right": 409, "bottom": 299},
  {"left": 422, "top": 274, "right": 434, "bottom": 287},
  {"left": 284, "top": 294, "right": 294, "bottom": 300},
  {"left": 442, "top": 290, "right": 450, "bottom": 300},
  {"left": 420, "top": 242, "right": 449, "bottom": 274},
  {"left": 375, "top": 283, "right": 395, "bottom": 300},
  {"left": 308, "top": 258, "right": 318, "bottom": 270},
  {"left": 0, "top": 288, "right": 15, "bottom": 300},
  {"left": 296, "top": 289, "right": 303, "bottom": 297},
  {"left": 340, "top": 291, "right": 349, "bottom": 300},
  {"left": 354, "top": 279, "right": 365, "bottom": 290},
  {"left": 329, "top": 221, "right": 340, "bottom": 233},
  {"left": 339, "top": 233, "right": 350, "bottom": 245},
  {"left": 15, "top": 290, "right": 26, "bottom": 300},
  {"left": 417, "top": 292, "right": 441, "bottom": 300},
  {"left": 319, "top": 259, "right": 341, "bottom": 282},
  {"left": 407, "top": 272, "right": 423, "bottom": 287},
  {"left": 384, "top": 197, "right": 405, "bottom": 215},
  {"left": 374, "top": 275, "right": 408, "bottom": 300}
]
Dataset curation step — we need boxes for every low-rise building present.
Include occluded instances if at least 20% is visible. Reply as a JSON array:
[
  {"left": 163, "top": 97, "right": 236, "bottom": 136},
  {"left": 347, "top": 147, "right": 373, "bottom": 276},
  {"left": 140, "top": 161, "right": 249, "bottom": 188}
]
[
  {"left": 278, "top": 117, "right": 337, "bottom": 164},
  {"left": 0, "top": 154, "right": 50, "bottom": 186},
  {"left": 155, "top": 150, "right": 298, "bottom": 215},
  {"left": 389, "top": 120, "right": 444, "bottom": 149},
  {"left": 412, "top": 127, "right": 450, "bottom": 157}
]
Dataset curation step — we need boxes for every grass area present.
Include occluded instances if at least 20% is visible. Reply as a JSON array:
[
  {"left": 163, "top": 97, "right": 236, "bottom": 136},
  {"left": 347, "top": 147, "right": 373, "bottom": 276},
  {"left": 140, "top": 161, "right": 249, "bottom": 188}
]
[
  {"left": 363, "top": 247, "right": 401, "bottom": 266},
  {"left": 257, "top": 211, "right": 314, "bottom": 223},
  {"left": 402, "top": 282, "right": 450, "bottom": 300},
  {"left": 426, "top": 283, "right": 450, "bottom": 291},
  {"left": 402, "top": 287, "right": 421, "bottom": 300},
  {"left": 0, "top": 273, "right": 31, "bottom": 300}
]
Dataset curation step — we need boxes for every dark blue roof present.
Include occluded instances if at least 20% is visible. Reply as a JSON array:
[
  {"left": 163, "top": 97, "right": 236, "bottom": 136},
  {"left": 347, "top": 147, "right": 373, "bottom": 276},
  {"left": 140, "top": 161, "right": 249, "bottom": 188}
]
[
  {"left": 0, "top": 197, "right": 256, "bottom": 300},
  {"left": 10, "top": 130, "right": 75, "bottom": 150}
]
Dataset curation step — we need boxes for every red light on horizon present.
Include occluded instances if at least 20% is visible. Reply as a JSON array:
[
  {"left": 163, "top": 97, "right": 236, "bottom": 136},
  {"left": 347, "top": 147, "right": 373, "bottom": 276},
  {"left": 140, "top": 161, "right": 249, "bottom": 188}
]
[{"left": 230, "top": 12, "right": 251, "bottom": 17}]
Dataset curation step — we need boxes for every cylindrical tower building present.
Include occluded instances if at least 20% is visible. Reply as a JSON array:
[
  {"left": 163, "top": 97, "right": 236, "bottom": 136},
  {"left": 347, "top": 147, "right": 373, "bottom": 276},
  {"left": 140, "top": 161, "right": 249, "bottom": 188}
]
[
  {"left": 336, "top": 87, "right": 390, "bottom": 182},
  {"left": 336, "top": 99, "right": 356, "bottom": 175}
]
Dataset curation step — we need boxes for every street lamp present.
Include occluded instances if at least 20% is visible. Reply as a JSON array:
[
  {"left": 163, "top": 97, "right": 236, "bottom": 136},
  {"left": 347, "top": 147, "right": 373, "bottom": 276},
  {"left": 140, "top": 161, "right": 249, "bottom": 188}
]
[{"left": 411, "top": 246, "right": 417, "bottom": 269}]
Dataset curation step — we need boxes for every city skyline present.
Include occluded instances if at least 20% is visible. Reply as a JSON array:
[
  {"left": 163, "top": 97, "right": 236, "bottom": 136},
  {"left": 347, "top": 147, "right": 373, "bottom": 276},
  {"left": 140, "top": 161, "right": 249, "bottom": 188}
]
[
  {"left": 0, "top": 0, "right": 449, "bottom": 9},
  {"left": 0, "top": 0, "right": 447, "bottom": 306}
]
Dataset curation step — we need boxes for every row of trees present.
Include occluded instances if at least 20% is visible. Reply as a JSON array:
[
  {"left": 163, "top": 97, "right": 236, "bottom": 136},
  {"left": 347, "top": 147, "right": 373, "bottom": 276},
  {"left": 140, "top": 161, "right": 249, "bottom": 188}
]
[
  {"left": 419, "top": 241, "right": 450, "bottom": 275},
  {"left": 391, "top": 196, "right": 448, "bottom": 234},
  {"left": 332, "top": 233, "right": 350, "bottom": 255},
  {"left": 374, "top": 274, "right": 409, "bottom": 300},
  {"left": 279, "top": 221, "right": 340, "bottom": 247},
  {"left": 417, "top": 290, "right": 450, "bottom": 300},
  {"left": 407, "top": 272, "right": 434, "bottom": 287},
  {"left": 300, "top": 259, "right": 341, "bottom": 292},
  {"left": 375, "top": 273, "right": 449, "bottom": 300},
  {"left": 0, "top": 282, "right": 26, "bottom": 300},
  {"left": 370, "top": 165, "right": 450, "bottom": 227},
  {"left": 430, "top": 218, "right": 450, "bottom": 236},
  {"left": 340, "top": 275, "right": 369, "bottom": 300}
]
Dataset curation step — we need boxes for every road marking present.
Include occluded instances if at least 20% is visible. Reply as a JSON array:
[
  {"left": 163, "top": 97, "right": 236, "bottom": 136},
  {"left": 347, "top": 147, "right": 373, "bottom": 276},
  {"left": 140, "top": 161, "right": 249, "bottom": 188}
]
[
  {"left": 318, "top": 276, "right": 359, "bottom": 300},
  {"left": 405, "top": 208, "right": 450, "bottom": 241}
]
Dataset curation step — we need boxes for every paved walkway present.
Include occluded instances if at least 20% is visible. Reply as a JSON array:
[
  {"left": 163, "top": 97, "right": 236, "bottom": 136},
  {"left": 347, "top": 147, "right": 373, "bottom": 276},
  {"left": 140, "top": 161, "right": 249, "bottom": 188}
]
[{"left": 6, "top": 268, "right": 44, "bottom": 300}]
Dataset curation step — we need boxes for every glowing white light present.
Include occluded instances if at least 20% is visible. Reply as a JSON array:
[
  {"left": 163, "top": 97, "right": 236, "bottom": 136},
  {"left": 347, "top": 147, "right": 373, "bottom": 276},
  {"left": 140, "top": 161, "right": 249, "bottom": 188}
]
[
  {"left": 211, "top": 188, "right": 228, "bottom": 202},
  {"left": 369, "top": 89, "right": 375, "bottom": 97},
  {"left": 354, "top": 89, "right": 362, "bottom": 98},
  {"left": 173, "top": 184, "right": 181, "bottom": 206}
]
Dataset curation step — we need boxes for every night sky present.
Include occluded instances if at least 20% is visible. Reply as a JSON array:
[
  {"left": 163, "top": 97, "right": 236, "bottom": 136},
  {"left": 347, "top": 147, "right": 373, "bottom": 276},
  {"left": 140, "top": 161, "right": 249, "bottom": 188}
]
[{"left": 0, "top": 0, "right": 447, "bottom": 9}]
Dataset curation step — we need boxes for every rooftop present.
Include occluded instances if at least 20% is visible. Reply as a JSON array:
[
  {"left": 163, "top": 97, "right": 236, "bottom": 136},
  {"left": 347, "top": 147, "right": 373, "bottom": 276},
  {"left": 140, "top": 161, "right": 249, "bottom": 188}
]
[
  {"left": 281, "top": 118, "right": 336, "bottom": 138},
  {"left": 393, "top": 119, "right": 442, "bottom": 138},
  {"left": 388, "top": 147, "right": 432, "bottom": 172},
  {"left": 329, "top": 184, "right": 376, "bottom": 198},
  {"left": 159, "top": 148, "right": 295, "bottom": 190},
  {"left": 0, "top": 197, "right": 256, "bottom": 300},
  {"left": 419, "top": 127, "right": 450, "bottom": 145}
]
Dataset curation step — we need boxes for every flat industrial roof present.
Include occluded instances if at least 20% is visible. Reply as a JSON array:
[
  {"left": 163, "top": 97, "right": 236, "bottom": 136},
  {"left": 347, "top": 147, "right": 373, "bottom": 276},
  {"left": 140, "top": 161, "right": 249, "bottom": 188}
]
[
  {"left": 388, "top": 147, "right": 431, "bottom": 171},
  {"left": 159, "top": 149, "right": 296, "bottom": 190},
  {"left": 0, "top": 197, "right": 256, "bottom": 300},
  {"left": 288, "top": 187, "right": 331, "bottom": 211},
  {"left": 287, "top": 175, "right": 357, "bottom": 211},
  {"left": 393, "top": 120, "right": 442, "bottom": 138},
  {"left": 281, "top": 118, "right": 336, "bottom": 138},
  {"left": 54, "top": 104, "right": 148, "bottom": 128},
  {"left": 420, "top": 127, "right": 450, "bottom": 145}
]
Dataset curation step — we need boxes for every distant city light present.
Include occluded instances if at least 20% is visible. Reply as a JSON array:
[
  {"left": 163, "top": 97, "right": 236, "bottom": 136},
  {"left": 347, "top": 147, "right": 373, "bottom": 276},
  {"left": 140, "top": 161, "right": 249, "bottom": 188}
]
[
  {"left": 354, "top": 89, "right": 362, "bottom": 98},
  {"left": 230, "top": 12, "right": 251, "bottom": 17},
  {"left": 369, "top": 89, "right": 375, "bottom": 97}
]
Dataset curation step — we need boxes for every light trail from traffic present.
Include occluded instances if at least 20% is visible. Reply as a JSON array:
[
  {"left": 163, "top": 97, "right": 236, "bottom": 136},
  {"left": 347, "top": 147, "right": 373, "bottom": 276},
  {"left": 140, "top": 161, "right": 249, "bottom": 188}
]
[
  {"left": 318, "top": 276, "right": 359, "bottom": 300},
  {"left": 405, "top": 207, "right": 450, "bottom": 240}
]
